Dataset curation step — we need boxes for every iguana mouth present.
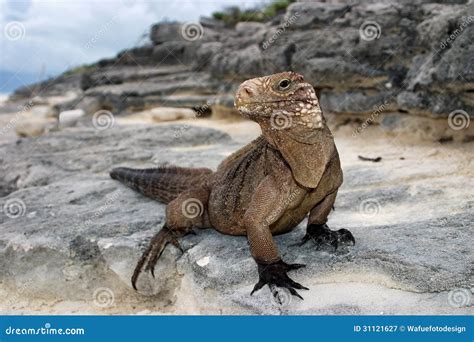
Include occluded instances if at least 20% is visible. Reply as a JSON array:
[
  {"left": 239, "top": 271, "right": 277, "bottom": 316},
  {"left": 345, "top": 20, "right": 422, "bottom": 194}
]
[
  {"left": 237, "top": 99, "right": 313, "bottom": 105},
  {"left": 235, "top": 99, "right": 316, "bottom": 114}
]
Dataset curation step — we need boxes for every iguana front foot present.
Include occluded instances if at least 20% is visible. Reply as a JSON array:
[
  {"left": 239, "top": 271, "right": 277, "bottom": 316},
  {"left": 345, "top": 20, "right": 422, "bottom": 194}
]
[
  {"left": 298, "top": 223, "right": 355, "bottom": 250},
  {"left": 131, "top": 225, "right": 184, "bottom": 290},
  {"left": 251, "top": 260, "right": 308, "bottom": 300}
]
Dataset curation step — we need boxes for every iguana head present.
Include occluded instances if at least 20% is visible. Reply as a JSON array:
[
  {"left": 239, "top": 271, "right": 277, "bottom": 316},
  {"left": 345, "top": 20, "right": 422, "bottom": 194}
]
[
  {"left": 234, "top": 71, "right": 324, "bottom": 130},
  {"left": 235, "top": 72, "right": 334, "bottom": 189}
]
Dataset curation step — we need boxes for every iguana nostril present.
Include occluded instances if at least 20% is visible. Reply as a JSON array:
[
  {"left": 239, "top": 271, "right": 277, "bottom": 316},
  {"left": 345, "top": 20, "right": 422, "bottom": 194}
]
[{"left": 243, "top": 86, "right": 254, "bottom": 97}]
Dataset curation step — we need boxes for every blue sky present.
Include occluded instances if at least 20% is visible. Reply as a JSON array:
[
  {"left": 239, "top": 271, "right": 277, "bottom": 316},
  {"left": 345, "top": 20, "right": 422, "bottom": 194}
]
[{"left": 0, "top": 0, "right": 262, "bottom": 94}]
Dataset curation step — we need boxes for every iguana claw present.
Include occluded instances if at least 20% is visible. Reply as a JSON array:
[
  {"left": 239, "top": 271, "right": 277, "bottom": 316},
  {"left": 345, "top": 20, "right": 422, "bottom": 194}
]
[
  {"left": 298, "top": 223, "right": 355, "bottom": 250},
  {"left": 250, "top": 260, "right": 308, "bottom": 300},
  {"left": 131, "top": 225, "right": 184, "bottom": 290}
]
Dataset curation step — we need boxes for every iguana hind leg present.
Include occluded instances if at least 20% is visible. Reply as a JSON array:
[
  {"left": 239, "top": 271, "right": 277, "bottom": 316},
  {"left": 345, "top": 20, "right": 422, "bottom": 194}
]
[
  {"left": 131, "top": 187, "right": 210, "bottom": 290},
  {"left": 131, "top": 224, "right": 184, "bottom": 290},
  {"left": 298, "top": 191, "right": 355, "bottom": 250}
]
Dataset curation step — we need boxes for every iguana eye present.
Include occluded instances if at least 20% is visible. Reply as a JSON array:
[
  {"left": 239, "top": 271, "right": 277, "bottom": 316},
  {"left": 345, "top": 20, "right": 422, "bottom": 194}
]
[{"left": 278, "top": 79, "right": 291, "bottom": 90}]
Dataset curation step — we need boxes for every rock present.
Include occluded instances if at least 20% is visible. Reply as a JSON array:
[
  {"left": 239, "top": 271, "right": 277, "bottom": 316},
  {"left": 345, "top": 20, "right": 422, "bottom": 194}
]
[
  {"left": 199, "top": 16, "right": 226, "bottom": 30},
  {"left": 294, "top": 56, "right": 387, "bottom": 89},
  {"left": 31, "top": 105, "right": 56, "bottom": 118},
  {"left": 75, "top": 96, "right": 102, "bottom": 115},
  {"left": 135, "top": 93, "right": 233, "bottom": 111},
  {"left": 152, "top": 41, "right": 192, "bottom": 65},
  {"left": 396, "top": 90, "right": 466, "bottom": 117},
  {"left": 115, "top": 45, "right": 155, "bottom": 66},
  {"left": 0, "top": 124, "right": 232, "bottom": 312},
  {"left": 418, "top": 35, "right": 473, "bottom": 92},
  {"left": 211, "top": 44, "right": 264, "bottom": 77},
  {"left": 11, "top": 74, "right": 82, "bottom": 100},
  {"left": 14, "top": 117, "right": 56, "bottom": 137},
  {"left": 210, "top": 104, "right": 241, "bottom": 120},
  {"left": 148, "top": 107, "right": 196, "bottom": 122},
  {"left": 84, "top": 72, "right": 216, "bottom": 98},
  {"left": 0, "top": 122, "right": 472, "bottom": 314},
  {"left": 380, "top": 112, "right": 474, "bottom": 142},
  {"left": 284, "top": 2, "right": 351, "bottom": 29},
  {"left": 81, "top": 65, "right": 192, "bottom": 91},
  {"left": 150, "top": 22, "right": 184, "bottom": 44},
  {"left": 235, "top": 22, "right": 267, "bottom": 35},
  {"left": 7, "top": 1, "right": 474, "bottom": 141},
  {"left": 30, "top": 96, "right": 50, "bottom": 106},
  {"left": 59, "top": 109, "right": 86, "bottom": 128},
  {"left": 320, "top": 89, "right": 396, "bottom": 115},
  {"left": 194, "top": 42, "right": 224, "bottom": 68},
  {"left": 79, "top": 78, "right": 217, "bottom": 115}
]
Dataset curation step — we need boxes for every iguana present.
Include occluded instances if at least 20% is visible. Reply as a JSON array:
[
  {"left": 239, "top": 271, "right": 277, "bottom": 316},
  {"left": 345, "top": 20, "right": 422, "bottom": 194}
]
[{"left": 110, "top": 72, "right": 355, "bottom": 300}]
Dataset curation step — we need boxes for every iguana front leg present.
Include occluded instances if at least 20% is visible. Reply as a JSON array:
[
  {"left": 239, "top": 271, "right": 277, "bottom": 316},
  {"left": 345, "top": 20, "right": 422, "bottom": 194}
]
[
  {"left": 299, "top": 191, "right": 355, "bottom": 250},
  {"left": 244, "top": 170, "right": 308, "bottom": 299}
]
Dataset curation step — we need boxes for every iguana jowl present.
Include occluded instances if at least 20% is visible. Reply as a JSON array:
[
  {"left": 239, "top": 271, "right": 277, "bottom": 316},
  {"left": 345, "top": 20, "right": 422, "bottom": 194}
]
[{"left": 110, "top": 72, "right": 355, "bottom": 299}]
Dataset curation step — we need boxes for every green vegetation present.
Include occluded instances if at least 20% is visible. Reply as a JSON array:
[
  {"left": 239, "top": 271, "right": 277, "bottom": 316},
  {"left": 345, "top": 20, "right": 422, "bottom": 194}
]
[
  {"left": 212, "top": 0, "right": 296, "bottom": 26},
  {"left": 62, "top": 64, "right": 97, "bottom": 76}
]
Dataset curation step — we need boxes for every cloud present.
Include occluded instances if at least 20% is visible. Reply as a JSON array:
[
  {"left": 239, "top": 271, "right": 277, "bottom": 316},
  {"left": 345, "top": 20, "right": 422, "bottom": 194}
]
[{"left": 0, "top": 0, "right": 251, "bottom": 90}]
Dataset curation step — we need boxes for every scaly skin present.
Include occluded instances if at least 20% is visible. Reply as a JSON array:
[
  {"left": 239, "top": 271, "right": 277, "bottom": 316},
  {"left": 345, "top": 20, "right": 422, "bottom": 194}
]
[{"left": 110, "top": 72, "right": 355, "bottom": 300}]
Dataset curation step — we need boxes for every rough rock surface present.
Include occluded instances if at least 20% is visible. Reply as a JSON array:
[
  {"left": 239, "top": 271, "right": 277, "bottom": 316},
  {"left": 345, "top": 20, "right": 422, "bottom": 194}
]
[
  {"left": 0, "top": 121, "right": 472, "bottom": 314},
  {"left": 9, "top": 1, "right": 474, "bottom": 141}
]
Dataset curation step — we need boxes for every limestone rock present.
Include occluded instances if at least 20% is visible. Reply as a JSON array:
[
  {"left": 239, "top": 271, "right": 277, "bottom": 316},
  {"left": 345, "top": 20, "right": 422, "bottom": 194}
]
[
  {"left": 148, "top": 107, "right": 196, "bottom": 122},
  {"left": 59, "top": 109, "right": 86, "bottom": 128},
  {"left": 0, "top": 123, "right": 472, "bottom": 314},
  {"left": 14, "top": 117, "right": 56, "bottom": 137},
  {"left": 7, "top": 1, "right": 474, "bottom": 141}
]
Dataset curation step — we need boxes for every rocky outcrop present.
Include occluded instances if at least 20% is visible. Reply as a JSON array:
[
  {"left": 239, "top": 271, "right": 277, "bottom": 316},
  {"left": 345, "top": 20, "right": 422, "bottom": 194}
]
[
  {"left": 2, "top": 0, "right": 473, "bottom": 315},
  {"left": 9, "top": 1, "right": 474, "bottom": 142},
  {"left": 0, "top": 122, "right": 472, "bottom": 314}
]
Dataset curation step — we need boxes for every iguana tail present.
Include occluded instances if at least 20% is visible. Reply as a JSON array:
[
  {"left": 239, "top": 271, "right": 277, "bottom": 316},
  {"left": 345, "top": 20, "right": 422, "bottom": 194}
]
[{"left": 110, "top": 166, "right": 212, "bottom": 204}]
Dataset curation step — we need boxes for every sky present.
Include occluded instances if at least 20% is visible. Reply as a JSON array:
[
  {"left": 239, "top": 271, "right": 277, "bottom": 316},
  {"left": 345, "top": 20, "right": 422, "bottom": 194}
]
[{"left": 0, "top": 0, "right": 262, "bottom": 94}]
